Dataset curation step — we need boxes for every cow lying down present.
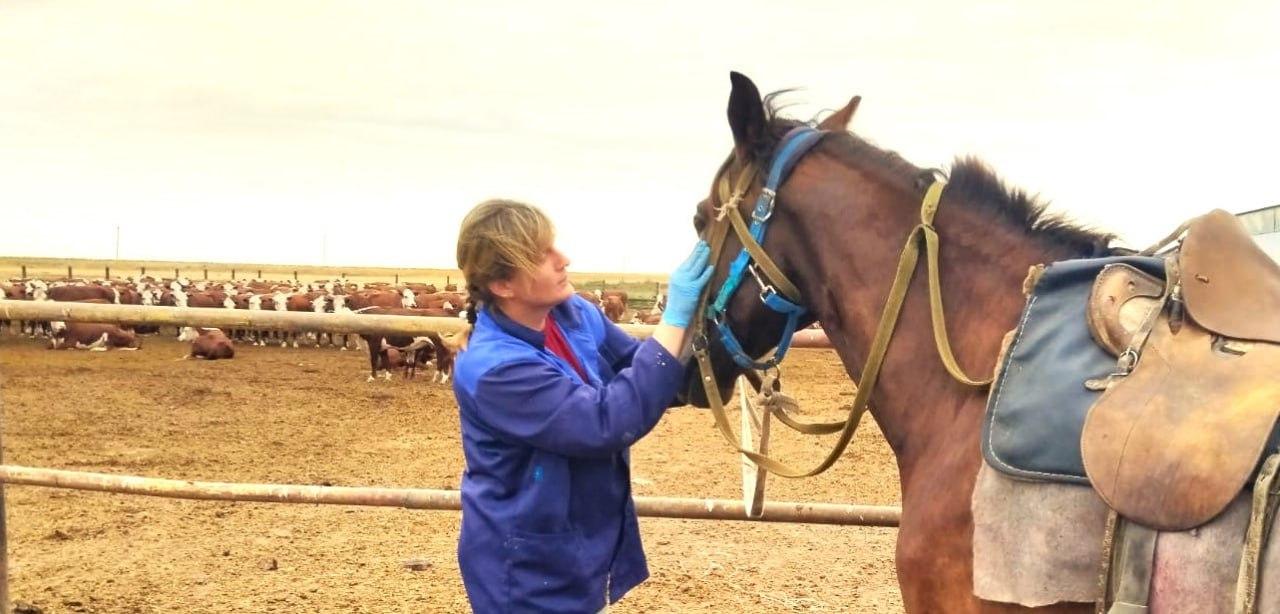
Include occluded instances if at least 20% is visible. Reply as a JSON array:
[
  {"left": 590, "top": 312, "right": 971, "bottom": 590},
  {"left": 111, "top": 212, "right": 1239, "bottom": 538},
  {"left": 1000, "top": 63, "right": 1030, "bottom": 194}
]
[
  {"left": 48, "top": 322, "right": 141, "bottom": 351},
  {"left": 179, "top": 327, "right": 235, "bottom": 360}
]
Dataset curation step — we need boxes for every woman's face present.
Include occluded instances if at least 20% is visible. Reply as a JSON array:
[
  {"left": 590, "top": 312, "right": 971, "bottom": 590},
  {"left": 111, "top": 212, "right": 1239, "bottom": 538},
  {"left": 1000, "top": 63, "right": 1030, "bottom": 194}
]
[{"left": 503, "top": 245, "right": 575, "bottom": 309}]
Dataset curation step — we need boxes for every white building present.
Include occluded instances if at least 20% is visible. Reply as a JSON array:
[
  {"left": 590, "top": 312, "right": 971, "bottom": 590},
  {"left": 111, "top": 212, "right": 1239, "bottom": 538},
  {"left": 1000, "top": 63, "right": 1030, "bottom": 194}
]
[{"left": 1238, "top": 205, "right": 1280, "bottom": 262}]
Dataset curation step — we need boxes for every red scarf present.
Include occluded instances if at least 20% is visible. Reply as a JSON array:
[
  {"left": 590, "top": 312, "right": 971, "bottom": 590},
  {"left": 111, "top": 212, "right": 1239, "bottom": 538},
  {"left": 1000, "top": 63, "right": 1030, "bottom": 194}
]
[{"left": 543, "top": 314, "right": 588, "bottom": 382}]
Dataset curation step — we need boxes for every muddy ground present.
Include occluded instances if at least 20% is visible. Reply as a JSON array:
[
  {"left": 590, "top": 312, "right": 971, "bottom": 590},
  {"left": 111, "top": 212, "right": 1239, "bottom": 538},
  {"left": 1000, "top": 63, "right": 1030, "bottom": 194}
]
[{"left": 0, "top": 333, "right": 902, "bottom": 613}]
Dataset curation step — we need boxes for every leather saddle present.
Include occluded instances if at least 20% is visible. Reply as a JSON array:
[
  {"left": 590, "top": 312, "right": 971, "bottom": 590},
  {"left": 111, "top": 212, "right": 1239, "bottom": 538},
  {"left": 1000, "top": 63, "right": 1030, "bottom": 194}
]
[{"left": 1080, "top": 209, "right": 1280, "bottom": 531}]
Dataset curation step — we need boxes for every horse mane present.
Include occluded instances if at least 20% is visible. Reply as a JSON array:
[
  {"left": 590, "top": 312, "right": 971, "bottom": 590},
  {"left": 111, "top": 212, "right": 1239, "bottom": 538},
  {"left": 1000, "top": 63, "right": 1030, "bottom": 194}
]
[
  {"left": 758, "top": 93, "right": 1116, "bottom": 258},
  {"left": 947, "top": 157, "right": 1116, "bottom": 257}
]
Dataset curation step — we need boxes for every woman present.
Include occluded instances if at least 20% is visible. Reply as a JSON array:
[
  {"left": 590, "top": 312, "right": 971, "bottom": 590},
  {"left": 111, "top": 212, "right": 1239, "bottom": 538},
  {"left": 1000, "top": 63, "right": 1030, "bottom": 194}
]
[{"left": 451, "top": 199, "right": 711, "bottom": 613}]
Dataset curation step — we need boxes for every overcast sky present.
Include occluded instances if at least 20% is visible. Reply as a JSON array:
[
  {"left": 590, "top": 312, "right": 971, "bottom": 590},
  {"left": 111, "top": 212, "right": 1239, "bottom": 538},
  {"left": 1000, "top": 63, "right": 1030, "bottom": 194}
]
[{"left": 2, "top": 1, "right": 1277, "bottom": 273}]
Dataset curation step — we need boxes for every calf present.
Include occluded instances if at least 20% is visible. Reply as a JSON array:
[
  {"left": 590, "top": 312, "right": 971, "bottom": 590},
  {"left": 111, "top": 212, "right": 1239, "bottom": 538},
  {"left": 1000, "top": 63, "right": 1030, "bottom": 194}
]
[
  {"left": 180, "top": 327, "right": 235, "bottom": 360},
  {"left": 49, "top": 322, "right": 141, "bottom": 351}
]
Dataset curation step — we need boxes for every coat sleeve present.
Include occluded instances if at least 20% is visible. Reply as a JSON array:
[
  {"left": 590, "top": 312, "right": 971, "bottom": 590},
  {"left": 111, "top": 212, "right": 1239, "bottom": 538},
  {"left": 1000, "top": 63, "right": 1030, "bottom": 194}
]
[
  {"left": 472, "top": 338, "right": 685, "bottom": 458},
  {"left": 598, "top": 317, "right": 642, "bottom": 371}
]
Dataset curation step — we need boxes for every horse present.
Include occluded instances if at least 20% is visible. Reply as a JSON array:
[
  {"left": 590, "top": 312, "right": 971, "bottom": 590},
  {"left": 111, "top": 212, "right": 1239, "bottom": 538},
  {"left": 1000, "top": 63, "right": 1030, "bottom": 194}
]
[{"left": 678, "top": 72, "right": 1115, "bottom": 612}]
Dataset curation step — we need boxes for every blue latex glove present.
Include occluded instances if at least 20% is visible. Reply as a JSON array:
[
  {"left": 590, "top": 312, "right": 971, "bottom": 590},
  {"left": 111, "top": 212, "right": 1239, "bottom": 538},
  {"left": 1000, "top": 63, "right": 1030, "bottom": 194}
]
[{"left": 661, "top": 241, "right": 714, "bottom": 328}]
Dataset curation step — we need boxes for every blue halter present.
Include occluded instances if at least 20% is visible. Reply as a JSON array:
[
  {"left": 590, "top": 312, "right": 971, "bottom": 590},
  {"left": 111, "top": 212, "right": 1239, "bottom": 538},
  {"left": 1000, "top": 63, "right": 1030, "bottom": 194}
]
[{"left": 707, "top": 126, "right": 826, "bottom": 370}]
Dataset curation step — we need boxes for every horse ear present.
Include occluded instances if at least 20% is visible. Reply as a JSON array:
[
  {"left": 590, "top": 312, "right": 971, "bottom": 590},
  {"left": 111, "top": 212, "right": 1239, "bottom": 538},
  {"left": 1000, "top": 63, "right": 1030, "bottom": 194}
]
[
  {"left": 727, "top": 71, "right": 767, "bottom": 162},
  {"left": 818, "top": 95, "right": 861, "bottom": 132}
]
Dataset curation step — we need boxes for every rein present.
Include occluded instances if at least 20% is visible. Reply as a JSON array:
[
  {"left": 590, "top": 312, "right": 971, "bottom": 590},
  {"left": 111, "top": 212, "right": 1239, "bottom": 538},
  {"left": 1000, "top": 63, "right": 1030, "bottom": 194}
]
[{"left": 690, "top": 129, "right": 992, "bottom": 478}]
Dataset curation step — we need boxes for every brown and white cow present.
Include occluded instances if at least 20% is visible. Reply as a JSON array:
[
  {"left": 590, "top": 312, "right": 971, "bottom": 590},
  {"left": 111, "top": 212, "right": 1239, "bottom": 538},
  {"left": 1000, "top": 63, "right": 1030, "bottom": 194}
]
[
  {"left": 48, "top": 322, "right": 141, "bottom": 351},
  {"left": 601, "top": 295, "right": 626, "bottom": 323},
  {"left": 180, "top": 327, "right": 235, "bottom": 360},
  {"left": 48, "top": 284, "right": 119, "bottom": 304},
  {"left": 354, "top": 306, "right": 444, "bottom": 381}
]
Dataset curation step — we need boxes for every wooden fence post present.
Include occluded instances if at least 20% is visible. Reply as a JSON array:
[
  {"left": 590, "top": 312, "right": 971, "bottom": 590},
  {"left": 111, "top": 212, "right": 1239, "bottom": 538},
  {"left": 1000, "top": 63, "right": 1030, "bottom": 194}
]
[
  {"left": 106, "top": 266, "right": 111, "bottom": 279},
  {"left": 67, "top": 266, "right": 72, "bottom": 280},
  {"left": 293, "top": 271, "right": 298, "bottom": 281},
  {"left": 203, "top": 269, "right": 208, "bottom": 280},
  {"left": 231, "top": 269, "right": 236, "bottom": 280},
  {"left": 257, "top": 270, "right": 262, "bottom": 279},
  {"left": 174, "top": 268, "right": 180, "bottom": 279},
  {"left": 19, "top": 265, "right": 25, "bottom": 278},
  {"left": 395, "top": 274, "right": 399, "bottom": 284},
  {"left": 141, "top": 266, "right": 146, "bottom": 277}
]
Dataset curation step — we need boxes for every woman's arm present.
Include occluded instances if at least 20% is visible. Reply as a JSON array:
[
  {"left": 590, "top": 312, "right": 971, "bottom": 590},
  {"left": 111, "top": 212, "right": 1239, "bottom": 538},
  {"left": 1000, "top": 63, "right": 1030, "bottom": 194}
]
[{"left": 470, "top": 341, "right": 685, "bottom": 458}]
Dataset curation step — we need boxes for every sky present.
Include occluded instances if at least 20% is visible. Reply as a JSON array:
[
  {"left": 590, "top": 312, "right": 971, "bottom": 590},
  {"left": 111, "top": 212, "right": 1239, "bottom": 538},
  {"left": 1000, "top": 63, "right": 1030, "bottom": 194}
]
[{"left": 2, "top": 1, "right": 1278, "bottom": 273}]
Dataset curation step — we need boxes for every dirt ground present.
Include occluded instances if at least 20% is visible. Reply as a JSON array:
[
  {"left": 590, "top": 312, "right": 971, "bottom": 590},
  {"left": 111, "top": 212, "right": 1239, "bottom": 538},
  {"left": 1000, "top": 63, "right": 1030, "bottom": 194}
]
[{"left": 0, "top": 333, "right": 903, "bottom": 613}]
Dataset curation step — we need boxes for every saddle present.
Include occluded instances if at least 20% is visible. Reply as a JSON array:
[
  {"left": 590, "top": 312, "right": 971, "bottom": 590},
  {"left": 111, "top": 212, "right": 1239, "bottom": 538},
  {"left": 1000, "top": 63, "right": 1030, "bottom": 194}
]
[{"left": 1081, "top": 209, "right": 1280, "bottom": 532}]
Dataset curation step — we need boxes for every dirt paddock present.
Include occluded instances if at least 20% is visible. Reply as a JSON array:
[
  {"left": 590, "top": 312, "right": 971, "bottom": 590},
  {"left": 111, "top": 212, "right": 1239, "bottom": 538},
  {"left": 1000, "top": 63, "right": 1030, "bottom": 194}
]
[{"left": 0, "top": 334, "right": 902, "bottom": 613}]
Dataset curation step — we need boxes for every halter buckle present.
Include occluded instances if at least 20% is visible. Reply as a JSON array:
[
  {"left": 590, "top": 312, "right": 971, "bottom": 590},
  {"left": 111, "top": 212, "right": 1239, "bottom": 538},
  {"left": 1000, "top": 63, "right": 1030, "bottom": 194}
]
[
  {"left": 691, "top": 331, "right": 709, "bottom": 352},
  {"left": 752, "top": 188, "right": 777, "bottom": 222}
]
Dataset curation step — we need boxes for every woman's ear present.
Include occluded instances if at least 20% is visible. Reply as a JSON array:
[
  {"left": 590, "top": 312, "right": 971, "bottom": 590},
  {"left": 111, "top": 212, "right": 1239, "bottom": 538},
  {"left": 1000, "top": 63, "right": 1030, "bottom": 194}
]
[{"left": 488, "top": 278, "right": 516, "bottom": 299}]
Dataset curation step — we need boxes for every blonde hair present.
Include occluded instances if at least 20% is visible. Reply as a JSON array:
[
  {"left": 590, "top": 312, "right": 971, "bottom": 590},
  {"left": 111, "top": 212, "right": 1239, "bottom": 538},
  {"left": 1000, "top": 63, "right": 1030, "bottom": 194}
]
[{"left": 455, "top": 199, "right": 555, "bottom": 348}]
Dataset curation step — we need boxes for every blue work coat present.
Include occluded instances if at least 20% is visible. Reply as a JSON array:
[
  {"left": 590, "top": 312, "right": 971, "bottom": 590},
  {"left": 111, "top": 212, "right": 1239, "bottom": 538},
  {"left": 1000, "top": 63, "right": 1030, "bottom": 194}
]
[{"left": 452, "top": 295, "right": 686, "bottom": 613}]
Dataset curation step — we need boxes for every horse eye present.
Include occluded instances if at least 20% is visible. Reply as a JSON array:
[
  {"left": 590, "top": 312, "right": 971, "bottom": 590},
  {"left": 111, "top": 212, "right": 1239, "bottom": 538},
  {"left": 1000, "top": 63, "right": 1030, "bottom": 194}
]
[{"left": 693, "top": 205, "right": 708, "bottom": 234}]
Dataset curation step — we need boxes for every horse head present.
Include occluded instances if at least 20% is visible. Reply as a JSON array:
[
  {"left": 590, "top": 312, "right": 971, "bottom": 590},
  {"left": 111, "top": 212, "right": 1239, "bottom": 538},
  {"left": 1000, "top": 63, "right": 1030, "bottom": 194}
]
[{"left": 680, "top": 72, "right": 860, "bottom": 407}]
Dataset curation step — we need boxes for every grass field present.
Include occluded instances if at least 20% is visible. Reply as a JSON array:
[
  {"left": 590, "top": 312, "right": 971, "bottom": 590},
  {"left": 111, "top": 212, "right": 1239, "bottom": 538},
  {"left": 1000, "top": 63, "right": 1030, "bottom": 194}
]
[{"left": 0, "top": 256, "right": 668, "bottom": 308}]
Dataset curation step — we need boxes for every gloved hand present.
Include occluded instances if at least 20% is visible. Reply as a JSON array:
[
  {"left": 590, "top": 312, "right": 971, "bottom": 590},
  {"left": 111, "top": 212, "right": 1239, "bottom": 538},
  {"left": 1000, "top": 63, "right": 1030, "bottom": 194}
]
[{"left": 661, "top": 241, "right": 714, "bottom": 328}]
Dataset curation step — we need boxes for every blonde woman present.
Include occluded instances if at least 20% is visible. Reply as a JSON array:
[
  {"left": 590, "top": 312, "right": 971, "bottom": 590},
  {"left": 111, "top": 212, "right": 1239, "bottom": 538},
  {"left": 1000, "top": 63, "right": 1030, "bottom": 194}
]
[{"left": 452, "top": 199, "right": 711, "bottom": 613}]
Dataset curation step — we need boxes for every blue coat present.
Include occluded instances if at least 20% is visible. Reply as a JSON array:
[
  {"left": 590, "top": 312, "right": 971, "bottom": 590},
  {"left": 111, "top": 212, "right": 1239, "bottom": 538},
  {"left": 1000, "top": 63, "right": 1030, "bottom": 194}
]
[{"left": 452, "top": 295, "right": 686, "bottom": 613}]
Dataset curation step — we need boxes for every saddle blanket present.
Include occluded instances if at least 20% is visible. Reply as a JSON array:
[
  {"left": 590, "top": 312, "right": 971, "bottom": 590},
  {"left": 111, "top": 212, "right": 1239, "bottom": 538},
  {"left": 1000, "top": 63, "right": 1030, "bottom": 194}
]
[
  {"left": 972, "top": 462, "right": 1280, "bottom": 610},
  {"left": 981, "top": 255, "right": 1280, "bottom": 484}
]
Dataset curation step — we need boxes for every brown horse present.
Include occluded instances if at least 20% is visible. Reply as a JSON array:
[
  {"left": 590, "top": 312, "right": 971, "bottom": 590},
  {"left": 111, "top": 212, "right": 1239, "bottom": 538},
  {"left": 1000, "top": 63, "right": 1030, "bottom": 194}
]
[{"left": 680, "top": 73, "right": 1115, "bottom": 612}]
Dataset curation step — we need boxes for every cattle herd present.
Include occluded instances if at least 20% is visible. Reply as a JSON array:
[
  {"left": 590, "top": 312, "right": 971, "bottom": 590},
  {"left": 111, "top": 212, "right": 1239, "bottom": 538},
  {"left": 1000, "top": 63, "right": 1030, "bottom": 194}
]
[{"left": 0, "top": 275, "right": 662, "bottom": 383}]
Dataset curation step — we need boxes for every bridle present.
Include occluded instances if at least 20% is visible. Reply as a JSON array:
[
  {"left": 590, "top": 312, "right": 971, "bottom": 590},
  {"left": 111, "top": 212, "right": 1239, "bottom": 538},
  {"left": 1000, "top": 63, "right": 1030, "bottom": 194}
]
[{"left": 689, "top": 125, "right": 992, "bottom": 478}]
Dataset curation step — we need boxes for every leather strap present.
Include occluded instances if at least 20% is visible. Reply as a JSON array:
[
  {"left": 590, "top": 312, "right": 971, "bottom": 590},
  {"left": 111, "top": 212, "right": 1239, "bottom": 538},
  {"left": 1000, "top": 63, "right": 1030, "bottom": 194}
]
[
  {"left": 1106, "top": 520, "right": 1158, "bottom": 614},
  {"left": 1234, "top": 453, "right": 1280, "bottom": 614}
]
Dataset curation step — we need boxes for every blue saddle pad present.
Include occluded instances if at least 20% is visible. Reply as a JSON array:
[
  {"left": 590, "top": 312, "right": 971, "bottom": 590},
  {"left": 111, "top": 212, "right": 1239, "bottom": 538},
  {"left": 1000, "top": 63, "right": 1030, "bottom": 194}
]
[
  {"left": 983, "top": 254, "right": 1280, "bottom": 486},
  {"left": 981, "top": 256, "right": 1165, "bottom": 484}
]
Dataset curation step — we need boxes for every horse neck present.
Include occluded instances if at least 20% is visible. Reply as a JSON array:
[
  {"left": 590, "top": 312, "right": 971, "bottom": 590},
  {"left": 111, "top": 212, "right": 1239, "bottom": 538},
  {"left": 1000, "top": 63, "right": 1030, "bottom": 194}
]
[{"left": 785, "top": 167, "right": 1081, "bottom": 475}]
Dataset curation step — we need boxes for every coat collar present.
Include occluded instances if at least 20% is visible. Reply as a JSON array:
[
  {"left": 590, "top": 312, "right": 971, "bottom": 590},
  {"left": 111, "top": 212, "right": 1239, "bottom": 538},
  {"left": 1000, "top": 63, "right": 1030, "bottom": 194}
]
[{"left": 483, "top": 298, "right": 583, "bottom": 349}]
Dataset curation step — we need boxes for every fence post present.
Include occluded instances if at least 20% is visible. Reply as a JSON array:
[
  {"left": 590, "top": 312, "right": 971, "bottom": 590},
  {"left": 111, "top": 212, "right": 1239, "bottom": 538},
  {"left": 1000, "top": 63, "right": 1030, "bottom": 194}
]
[
  {"left": 175, "top": 268, "right": 180, "bottom": 279},
  {"left": 203, "top": 268, "right": 208, "bottom": 280},
  {"left": 19, "top": 265, "right": 25, "bottom": 278},
  {"left": 257, "top": 270, "right": 262, "bottom": 279},
  {"left": 231, "top": 269, "right": 235, "bottom": 280},
  {"left": 141, "top": 266, "right": 146, "bottom": 277},
  {"left": 106, "top": 266, "right": 111, "bottom": 279},
  {"left": 446, "top": 275, "right": 450, "bottom": 287},
  {"left": 395, "top": 274, "right": 399, "bottom": 284},
  {"left": 67, "top": 266, "right": 72, "bottom": 280}
]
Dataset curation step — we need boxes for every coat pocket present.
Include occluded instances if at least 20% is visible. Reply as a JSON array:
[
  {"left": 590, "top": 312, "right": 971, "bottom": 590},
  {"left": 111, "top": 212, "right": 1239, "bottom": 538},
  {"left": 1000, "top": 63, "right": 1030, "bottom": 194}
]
[{"left": 504, "top": 529, "right": 591, "bottom": 613}]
